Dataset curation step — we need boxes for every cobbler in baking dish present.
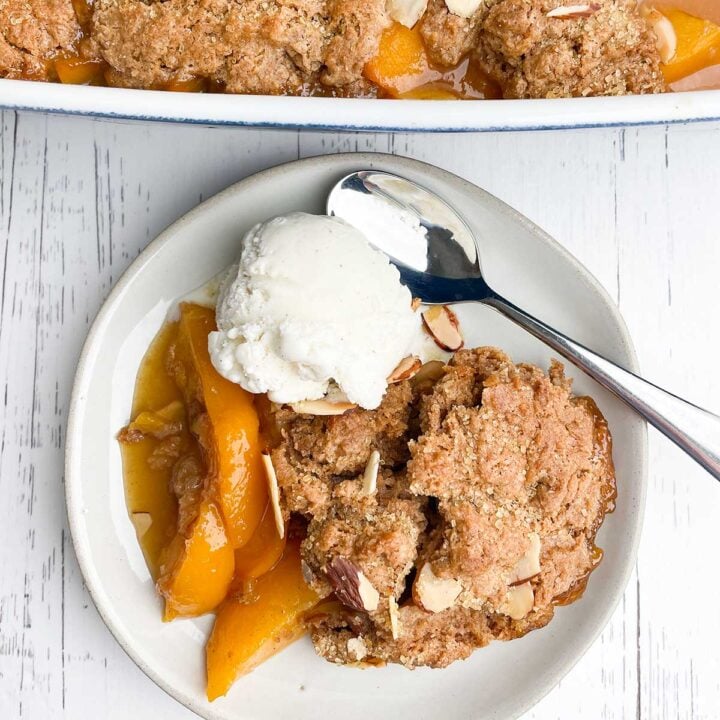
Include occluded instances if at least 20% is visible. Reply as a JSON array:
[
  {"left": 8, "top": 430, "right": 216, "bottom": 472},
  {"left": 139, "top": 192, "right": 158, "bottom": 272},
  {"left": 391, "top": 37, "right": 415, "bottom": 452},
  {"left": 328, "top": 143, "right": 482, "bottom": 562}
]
[{"left": 2, "top": 0, "right": 720, "bottom": 97}]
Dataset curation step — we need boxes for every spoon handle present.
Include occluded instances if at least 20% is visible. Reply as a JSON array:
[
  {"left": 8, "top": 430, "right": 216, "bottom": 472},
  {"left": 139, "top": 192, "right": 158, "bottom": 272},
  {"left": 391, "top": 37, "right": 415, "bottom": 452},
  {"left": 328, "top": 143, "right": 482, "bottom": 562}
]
[{"left": 483, "top": 295, "right": 720, "bottom": 482}]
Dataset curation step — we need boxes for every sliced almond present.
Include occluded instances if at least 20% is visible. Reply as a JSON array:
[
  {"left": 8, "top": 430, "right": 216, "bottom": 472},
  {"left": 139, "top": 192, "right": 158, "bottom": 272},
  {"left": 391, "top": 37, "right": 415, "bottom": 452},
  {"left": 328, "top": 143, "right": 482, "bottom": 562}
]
[
  {"left": 546, "top": 3, "right": 599, "bottom": 18},
  {"left": 362, "top": 450, "right": 380, "bottom": 495},
  {"left": 388, "top": 597, "right": 401, "bottom": 640},
  {"left": 387, "top": 0, "right": 429, "bottom": 28},
  {"left": 131, "top": 512, "right": 152, "bottom": 538},
  {"left": 290, "top": 398, "right": 358, "bottom": 415},
  {"left": 445, "top": 0, "right": 483, "bottom": 19},
  {"left": 326, "top": 557, "right": 380, "bottom": 612},
  {"left": 347, "top": 637, "right": 368, "bottom": 661},
  {"left": 261, "top": 452, "right": 285, "bottom": 540},
  {"left": 421, "top": 305, "right": 464, "bottom": 352},
  {"left": 500, "top": 582, "right": 534, "bottom": 620},
  {"left": 411, "top": 360, "right": 446, "bottom": 387},
  {"left": 325, "top": 385, "right": 352, "bottom": 404},
  {"left": 644, "top": 8, "right": 677, "bottom": 64},
  {"left": 414, "top": 562, "right": 462, "bottom": 613},
  {"left": 387, "top": 356, "right": 422, "bottom": 384},
  {"left": 509, "top": 532, "right": 541, "bottom": 586},
  {"left": 357, "top": 573, "right": 381, "bottom": 612},
  {"left": 301, "top": 559, "right": 315, "bottom": 585}
]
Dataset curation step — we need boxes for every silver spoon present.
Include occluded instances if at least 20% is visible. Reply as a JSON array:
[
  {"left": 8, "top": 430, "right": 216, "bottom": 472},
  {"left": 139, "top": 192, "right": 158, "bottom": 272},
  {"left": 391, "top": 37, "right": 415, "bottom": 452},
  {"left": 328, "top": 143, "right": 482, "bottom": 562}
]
[{"left": 328, "top": 170, "right": 720, "bottom": 482}]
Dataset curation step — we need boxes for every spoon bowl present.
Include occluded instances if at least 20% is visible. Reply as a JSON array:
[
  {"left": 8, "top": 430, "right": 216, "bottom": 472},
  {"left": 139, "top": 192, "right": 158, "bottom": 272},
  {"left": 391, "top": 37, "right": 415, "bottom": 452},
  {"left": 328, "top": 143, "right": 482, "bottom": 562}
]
[
  {"left": 329, "top": 170, "right": 480, "bottom": 274},
  {"left": 328, "top": 170, "right": 495, "bottom": 304}
]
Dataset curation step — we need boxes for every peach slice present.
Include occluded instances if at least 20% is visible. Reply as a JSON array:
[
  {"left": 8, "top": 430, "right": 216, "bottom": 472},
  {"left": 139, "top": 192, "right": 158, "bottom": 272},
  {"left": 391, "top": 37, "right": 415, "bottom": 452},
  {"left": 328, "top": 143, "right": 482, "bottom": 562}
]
[
  {"left": 119, "top": 321, "right": 186, "bottom": 577},
  {"left": 659, "top": 6, "right": 720, "bottom": 83},
  {"left": 657, "top": 0, "right": 720, "bottom": 26},
  {"left": 55, "top": 58, "right": 106, "bottom": 85},
  {"left": 157, "top": 498, "right": 235, "bottom": 620},
  {"left": 177, "top": 303, "right": 268, "bottom": 549},
  {"left": 165, "top": 77, "right": 208, "bottom": 92},
  {"left": 399, "top": 85, "right": 459, "bottom": 99},
  {"left": 232, "top": 501, "right": 287, "bottom": 582},
  {"left": 365, "top": 22, "right": 501, "bottom": 99},
  {"left": 364, "top": 23, "right": 431, "bottom": 97},
  {"left": 206, "top": 539, "right": 319, "bottom": 700}
]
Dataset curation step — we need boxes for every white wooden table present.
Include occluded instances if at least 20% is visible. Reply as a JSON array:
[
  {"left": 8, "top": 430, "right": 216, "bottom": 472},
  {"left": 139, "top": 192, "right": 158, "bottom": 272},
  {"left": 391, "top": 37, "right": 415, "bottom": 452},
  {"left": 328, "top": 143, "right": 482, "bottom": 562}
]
[{"left": 1, "top": 111, "right": 719, "bottom": 720}]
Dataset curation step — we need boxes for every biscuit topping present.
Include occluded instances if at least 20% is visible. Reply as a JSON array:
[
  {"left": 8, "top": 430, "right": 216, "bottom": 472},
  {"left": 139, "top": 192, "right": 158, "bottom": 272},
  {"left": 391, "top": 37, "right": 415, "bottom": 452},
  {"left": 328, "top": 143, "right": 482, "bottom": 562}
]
[{"left": 266, "top": 347, "right": 616, "bottom": 668}]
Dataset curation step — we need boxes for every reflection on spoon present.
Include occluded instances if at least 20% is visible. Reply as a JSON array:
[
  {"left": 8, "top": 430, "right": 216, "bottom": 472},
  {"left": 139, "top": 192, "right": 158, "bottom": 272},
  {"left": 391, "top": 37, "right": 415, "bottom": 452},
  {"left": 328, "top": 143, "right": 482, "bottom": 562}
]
[{"left": 329, "top": 170, "right": 478, "bottom": 278}]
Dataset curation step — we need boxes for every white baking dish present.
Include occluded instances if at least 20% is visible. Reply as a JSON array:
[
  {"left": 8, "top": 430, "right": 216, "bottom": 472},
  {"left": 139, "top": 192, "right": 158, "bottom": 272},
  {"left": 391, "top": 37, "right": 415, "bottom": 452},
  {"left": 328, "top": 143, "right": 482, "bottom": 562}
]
[{"left": 2, "top": 77, "right": 720, "bottom": 130}]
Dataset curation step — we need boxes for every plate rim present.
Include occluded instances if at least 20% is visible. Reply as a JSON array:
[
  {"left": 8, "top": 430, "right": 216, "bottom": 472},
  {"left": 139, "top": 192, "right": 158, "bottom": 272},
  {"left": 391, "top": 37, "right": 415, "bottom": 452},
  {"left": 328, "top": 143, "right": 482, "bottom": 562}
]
[{"left": 64, "top": 152, "right": 648, "bottom": 720}]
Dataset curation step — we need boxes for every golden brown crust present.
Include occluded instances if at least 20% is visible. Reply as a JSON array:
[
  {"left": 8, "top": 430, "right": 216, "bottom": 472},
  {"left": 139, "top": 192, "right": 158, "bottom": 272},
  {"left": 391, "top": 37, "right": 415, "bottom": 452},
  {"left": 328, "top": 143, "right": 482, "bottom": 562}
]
[
  {"left": 9, "top": 0, "right": 666, "bottom": 98},
  {"left": 91, "top": 0, "right": 389, "bottom": 93},
  {"left": 277, "top": 381, "right": 415, "bottom": 476},
  {"left": 322, "top": 0, "right": 390, "bottom": 85},
  {"left": 303, "top": 488, "right": 427, "bottom": 598},
  {"left": 311, "top": 602, "right": 495, "bottom": 667},
  {"left": 269, "top": 381, "right": 416, "bottom": 516},
  {"left": 270, "top": 348, "right": 616, "bottom": 669},
  {"left": 410, "top": 352, "right": 615, "bottom": 613},
  {"left": 0, "top": 0, "right": 80, "bottom": 79},
  {"left": 475, "top": 0, "right": 666, "bottom": 98},
  {"left": 419, "top": 0, "right": 488, "bottom": 68}
]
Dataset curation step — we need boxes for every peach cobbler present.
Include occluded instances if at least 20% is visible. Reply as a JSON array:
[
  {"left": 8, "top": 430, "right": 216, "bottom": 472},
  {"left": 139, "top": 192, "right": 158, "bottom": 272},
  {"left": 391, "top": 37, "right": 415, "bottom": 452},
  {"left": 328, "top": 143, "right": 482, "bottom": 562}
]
[
  {"left": 118, "top": 212, "right": 618, "bottom": 699},
  {"left": 4, "top": 0, "right": 720, "bottom": 98}
]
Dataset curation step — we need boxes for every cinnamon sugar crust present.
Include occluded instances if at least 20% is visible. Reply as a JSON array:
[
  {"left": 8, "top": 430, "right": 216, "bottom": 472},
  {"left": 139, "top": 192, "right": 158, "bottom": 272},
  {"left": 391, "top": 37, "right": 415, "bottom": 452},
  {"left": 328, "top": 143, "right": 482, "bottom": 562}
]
[
  {"left": 90, "top": 0, "right": 389, "bottom": 93},
  {"left": 302, "top": 482, "right": 427, "bottom": 599},
  {"left": 268, "top": 381, "right": 416, "bottom": 515},
  {"left": 5, "top": 0, "right": 665, "bottom": 97},
  {"left": 267, "top": 348, "right": 616, "bottom": 668},
  {"left": 418, "top": 0, "right": 665, "bottom": 98},
  {"left": 0, "top": 0, "right": 80, "bottom": 78},
  {"left": 475, "top": 0, "right": 666, "bottom": 98},
  {"left": 419, "top": 0, "right": 488, "bottom": 68}
]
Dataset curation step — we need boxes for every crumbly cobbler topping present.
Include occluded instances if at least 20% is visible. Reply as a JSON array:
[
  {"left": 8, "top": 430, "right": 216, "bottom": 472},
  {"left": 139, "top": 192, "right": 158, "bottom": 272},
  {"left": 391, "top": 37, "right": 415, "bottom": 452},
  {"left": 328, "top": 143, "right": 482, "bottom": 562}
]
[
  {"left": 1, "top": 0, "right": 666, "bottom": 98},
  {"left": 263, "top": 347, "right": 616, "bottom": 668}
]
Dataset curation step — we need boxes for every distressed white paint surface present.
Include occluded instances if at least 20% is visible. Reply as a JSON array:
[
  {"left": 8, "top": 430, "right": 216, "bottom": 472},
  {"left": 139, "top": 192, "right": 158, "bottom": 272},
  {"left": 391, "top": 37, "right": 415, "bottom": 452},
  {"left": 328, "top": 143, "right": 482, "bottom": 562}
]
[{"left": 0, "top": 112, "right": 718, "bottom": 719}]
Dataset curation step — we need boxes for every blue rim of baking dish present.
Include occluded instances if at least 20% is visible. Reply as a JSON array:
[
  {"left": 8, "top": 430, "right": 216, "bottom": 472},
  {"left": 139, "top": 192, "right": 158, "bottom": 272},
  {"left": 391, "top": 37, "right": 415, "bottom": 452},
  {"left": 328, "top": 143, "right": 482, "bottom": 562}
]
[{"left": 2, "top": 78, "right": 720, "bottom": 131}]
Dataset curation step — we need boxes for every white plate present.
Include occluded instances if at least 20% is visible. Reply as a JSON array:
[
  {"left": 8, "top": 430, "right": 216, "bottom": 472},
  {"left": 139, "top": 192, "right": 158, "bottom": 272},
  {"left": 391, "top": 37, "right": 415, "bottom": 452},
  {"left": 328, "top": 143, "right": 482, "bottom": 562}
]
[
  {"left": 3, "top": 78, "right": 720, "bottom": 130},
  {"left": 65, "top": 153, "right": 647, "bottom": 720}
]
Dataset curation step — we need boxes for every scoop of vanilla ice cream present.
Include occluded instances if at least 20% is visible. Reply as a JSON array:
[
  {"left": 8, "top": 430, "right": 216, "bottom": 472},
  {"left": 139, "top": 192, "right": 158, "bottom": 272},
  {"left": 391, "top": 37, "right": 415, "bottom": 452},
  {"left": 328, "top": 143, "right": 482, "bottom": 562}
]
[{"left": 208, "top": 212, "right": 426, "bottom": 409}]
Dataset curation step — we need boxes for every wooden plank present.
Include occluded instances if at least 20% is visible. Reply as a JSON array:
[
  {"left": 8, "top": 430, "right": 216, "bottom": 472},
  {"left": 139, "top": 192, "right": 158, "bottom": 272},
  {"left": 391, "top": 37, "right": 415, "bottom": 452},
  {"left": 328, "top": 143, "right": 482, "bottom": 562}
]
[
  {"left": 0, "top": 110, "right": 718, "bottom": 719},
  {"left": 617, "top": 125, "right": 720, "bottom": 720}
]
